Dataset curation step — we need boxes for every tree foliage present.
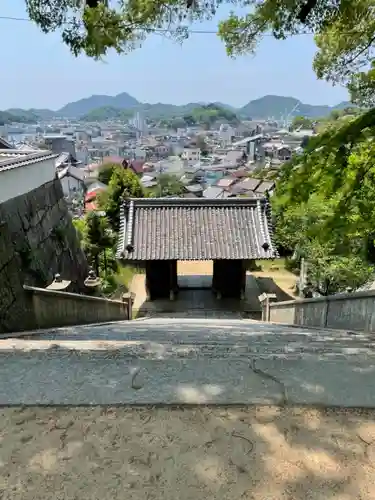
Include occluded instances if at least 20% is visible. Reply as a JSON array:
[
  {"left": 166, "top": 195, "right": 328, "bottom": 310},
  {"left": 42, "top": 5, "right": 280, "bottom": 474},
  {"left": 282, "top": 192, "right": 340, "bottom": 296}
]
[
  {"left": 25, "top": 0, "right": 375, "bottom": 106},
  {"left": 98, "top": 162, "right": 118, "bottom": 185},
  {"left": 290, "top": 115, "right": 314, "bottom": 131},
  {"left": 98, "top": 166, "right": 144, "bottom": 231},
  {"left": 149, "top": 173, "right": 185, "bottom": 197},
  {"left": 195, "top": 135, "right": 210, "bottom": 155},
  {"left": 0, "top": 109, "right": 37, "bottom": 125},
  {"left": 73, "top": 213, "right": 119, "bottom": 293},
  {"left": 273, "top": 110, "right": 375, "bottom": 294},
  {"left": 81, "top": 106, "right": 135, "bottom": 122},
  {"left": 183, "top": 104, "right": 239, "bottom": 128},
  {"left": 73, "top": 211, "right": 114, "bottom": 275}
]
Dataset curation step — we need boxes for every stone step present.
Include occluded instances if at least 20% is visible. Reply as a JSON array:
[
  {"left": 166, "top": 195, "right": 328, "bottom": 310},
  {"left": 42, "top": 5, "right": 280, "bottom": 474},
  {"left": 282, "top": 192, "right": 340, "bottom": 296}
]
[
  {"left": 2, "top": 339, "right": 373, "bottom": 359},
  {"left": 0, "top": 346, "right": 374, "bottom": 406},
  {"left": 1, "top": 318, "right": 375, "bottom": 407},
  {"left": 27, "top": 319, "right": 375, "bottom": 346}
]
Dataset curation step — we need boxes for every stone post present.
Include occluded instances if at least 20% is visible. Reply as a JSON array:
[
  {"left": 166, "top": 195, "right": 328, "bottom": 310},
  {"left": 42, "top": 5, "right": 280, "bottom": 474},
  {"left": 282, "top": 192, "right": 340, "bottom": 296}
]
[
  {"left": 122, "top": 292, "right": 133, "bottom": 320},
  {"left": 46, "top": 273, "right": 72, "bottom": 292},
  {"left": 84, "top": 268, "right": 101, "bottom": 296},
  {"left": 258, "top": 293, "right": 277, "bottom": 322}
]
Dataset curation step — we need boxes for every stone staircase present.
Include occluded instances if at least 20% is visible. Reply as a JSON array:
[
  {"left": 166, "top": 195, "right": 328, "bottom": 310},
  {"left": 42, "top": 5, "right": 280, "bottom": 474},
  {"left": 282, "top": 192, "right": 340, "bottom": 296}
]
[
  {"left": 29, "top": 317, "right": 375, "bottom": 359},
  {"left": 1, "top": 318, "right": 375, "bottom": 407}
]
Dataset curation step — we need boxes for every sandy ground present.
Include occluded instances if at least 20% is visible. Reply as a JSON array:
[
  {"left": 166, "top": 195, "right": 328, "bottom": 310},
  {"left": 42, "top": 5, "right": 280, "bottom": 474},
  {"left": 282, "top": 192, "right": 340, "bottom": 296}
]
[
  {"left": 1, "top": 406, "right": 375, "bottom": 499},
  {"left": 177, "top": 261, "right": 213, "bottom": 275}
]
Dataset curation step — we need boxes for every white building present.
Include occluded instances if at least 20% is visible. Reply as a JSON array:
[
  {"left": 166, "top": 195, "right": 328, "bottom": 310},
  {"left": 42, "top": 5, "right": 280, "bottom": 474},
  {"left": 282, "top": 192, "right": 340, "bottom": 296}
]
[
  {"left": 130, "top": 112, "right": 147, "bottom": 137},
  {"left": 0, "top": 149, "right": 57, "bottom": 204},
  {"left": 219, "top": 124, "right": 234, "bottom": 146},
  {"left": 182, "top": 148, "right": 201, "bottom": 167}
]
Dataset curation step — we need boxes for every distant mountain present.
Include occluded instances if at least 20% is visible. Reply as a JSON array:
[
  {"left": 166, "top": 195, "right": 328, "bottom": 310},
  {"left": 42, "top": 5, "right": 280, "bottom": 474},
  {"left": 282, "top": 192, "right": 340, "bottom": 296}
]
[
  {"left": 2, "top": 93, "right": 354, "bottom": 123},
  {"left": 0, "top": 109, "right": 40, "bottom": 125},
  {"left": 6, "top": 108, "right": 56, "bottom": 121},
  {"left": 57, "top": 92, "right": 140, "bottom": 117},
  {"left": 333, "top": 101, "right": 354, "bottom": 110},
  {"left": 239, "top": 95, "right": 354, "bottom": 119},
  {"left": 82, "top": 102, "right": 239, "bottom": 126}
]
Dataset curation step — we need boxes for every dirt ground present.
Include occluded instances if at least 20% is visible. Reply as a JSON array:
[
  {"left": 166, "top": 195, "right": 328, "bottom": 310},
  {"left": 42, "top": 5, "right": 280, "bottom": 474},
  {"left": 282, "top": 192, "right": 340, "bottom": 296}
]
[
  {"left": 1, "top": 406, "right": 375, "bottom": 499},
  {"left": 177, "top": 261, "right": 213, "bottom": 275}
]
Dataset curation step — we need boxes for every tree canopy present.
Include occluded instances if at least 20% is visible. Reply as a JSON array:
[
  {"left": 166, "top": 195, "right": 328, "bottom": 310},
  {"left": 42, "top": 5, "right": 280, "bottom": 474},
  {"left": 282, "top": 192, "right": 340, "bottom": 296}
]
[
  {"left": 24, "top": 0, "right": 374, "bottom": 106},
  {"left": 273, "top": 109, "right": 375, "bottom": 294},
  {"left": 98, "top": 166, "right": 144, "bottom": 231},
  {"left": 98, "top": 162, "right": 119, "bottom": 185},
  {"left": 290, "top": 116, "right": 314, "bottom": 131},
  {"left": 149, "top": 174, "right": 185, "bottom": 198},
  {"left": 81, "top": 106, "right": 135, "bottom": 122}
]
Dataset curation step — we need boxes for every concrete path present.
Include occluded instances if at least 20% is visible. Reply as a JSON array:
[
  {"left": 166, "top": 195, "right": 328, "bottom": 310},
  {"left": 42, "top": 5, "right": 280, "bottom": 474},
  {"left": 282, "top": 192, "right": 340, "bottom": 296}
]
[
  {"left": 130, "top": 274, "right": 262, "bottom": 317},
  {"left": 1, "top": 318, "right": 375, "bottom": 407}
]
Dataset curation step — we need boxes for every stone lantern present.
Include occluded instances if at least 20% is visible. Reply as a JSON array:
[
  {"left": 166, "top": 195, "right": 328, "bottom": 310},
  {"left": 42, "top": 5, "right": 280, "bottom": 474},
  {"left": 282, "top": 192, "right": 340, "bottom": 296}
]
[
  {"left": 46, "top": 273, "right": 72, "bottom": 292},
  {"left": 84, "top": 268, "right": 101, "bottom": 296}
]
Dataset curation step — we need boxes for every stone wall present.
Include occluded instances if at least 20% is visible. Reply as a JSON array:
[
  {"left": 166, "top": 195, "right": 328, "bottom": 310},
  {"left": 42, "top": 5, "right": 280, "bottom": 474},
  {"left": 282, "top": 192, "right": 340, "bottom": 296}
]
[
  {"left": 0, "top": 178, "right": 88, "bottom": 333},
  {"left": 22, "top": 285, "right": 130, "bottom": 329},
  {"left": 267, "top": 290, "right": 375, "bottom": 332}
]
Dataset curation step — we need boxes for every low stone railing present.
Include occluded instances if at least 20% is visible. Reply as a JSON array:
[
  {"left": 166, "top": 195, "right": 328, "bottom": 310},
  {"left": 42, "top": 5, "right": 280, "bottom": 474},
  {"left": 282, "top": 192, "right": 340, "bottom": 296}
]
[
  {"left": 259, "top": 289, "right": 375, "bottom": 332},
  {"left": 23, "top": 285, "right": 131, "bottom": 330}
]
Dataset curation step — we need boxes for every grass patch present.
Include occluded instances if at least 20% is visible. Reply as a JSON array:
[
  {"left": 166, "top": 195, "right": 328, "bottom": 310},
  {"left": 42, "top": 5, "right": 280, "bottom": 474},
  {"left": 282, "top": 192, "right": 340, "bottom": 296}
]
[
  {"left": 114, "top": 266, "right": 137, "bottom": 289},
  {"left": 255, "top": 258, "right": 287, "bottom": 272}
]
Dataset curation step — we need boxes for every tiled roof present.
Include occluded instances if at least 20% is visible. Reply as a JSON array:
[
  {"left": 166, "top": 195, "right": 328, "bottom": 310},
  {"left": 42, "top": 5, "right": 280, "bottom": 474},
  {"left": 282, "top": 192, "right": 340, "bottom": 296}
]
[
  {"left": 117, "top": 197, "right": 277, "bottom": 261},
  {"left": 217, "top": 176, "right": 235, "bottom": 188},
  {"left": 255, "top": 180, "right": 275, "bottom": 194},
  {"left": 202, "top": 186, "right": 230, "bottom": 199},
  {"left": 0, "top": 149, "right": 58, "bottom": 173},
  {"left": 0, "top": 137, "right": 13, "bottom": 149},
  {"left": 58, "top": 165, "right": 85, "bottom": 182},
  {"left": 102, "top": 155, "right": 125, "bottom": 165},
  {"left": 130, "top": 159, "right": 145, "bottom": 174}
]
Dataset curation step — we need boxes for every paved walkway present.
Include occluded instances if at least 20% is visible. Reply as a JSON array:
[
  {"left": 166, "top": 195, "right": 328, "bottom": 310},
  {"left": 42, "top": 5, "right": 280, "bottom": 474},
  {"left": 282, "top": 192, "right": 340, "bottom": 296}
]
[
  {"left": 130, "top": 269, "right": 262, "bottom": 318},
  {"left": 2, "top": 318, "right": 375, "bottom": 407}
]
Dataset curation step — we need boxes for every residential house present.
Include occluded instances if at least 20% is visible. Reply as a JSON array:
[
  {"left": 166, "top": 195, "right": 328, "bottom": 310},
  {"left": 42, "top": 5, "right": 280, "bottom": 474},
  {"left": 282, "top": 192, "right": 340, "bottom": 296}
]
[
  {"left": 219, "top": 124, "right": 235, "bottom": 146},
  {"left": 43, "top": 135, "right": 76, "bottom": 158},
  {"left": 255, "top": 180, "right": 275, "bottom": 196},
  {"left": 101, "top": 155, "right": 128, "bottom": 167},
  {"left": 58, "top": 165, "right": 86, "bottom": 201},
  {"left": 140, "top": 174, "right": 158, "bottom": 189},
  {"left": 128, "top": 159, "right": 145, "bottom": 175},
  {"left": 231, "top": 168, "right": 250, "bottom": 179},
  {"left": 182, "top": 147, "right": 201, "bottom": 167},
  {"left": 0, "top": 137, "right": 13, "bottom": 149},
  {"left": 154, "top": 156, "right": 186, "bottom": 176},
  {"left": 216, "top": 176, "right": 236, "bottom": 189},
  {"left": 229, "top": 177, "right": 261, "bottom": 197},
  {"left": 55, "top": 152, "right": 80, "bottom": 170},
  {"left": 202, "top": 186, "right": 231, "bottom": 199},
  {"left": 185, "top": 184, "right": 203, "bottom": 196},
  {"left": 84, "top": 180, "right": 108, "bottom": 212}
]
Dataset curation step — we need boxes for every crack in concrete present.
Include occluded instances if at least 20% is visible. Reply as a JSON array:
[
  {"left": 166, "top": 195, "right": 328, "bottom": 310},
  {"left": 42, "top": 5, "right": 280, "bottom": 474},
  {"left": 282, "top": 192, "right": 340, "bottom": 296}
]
[{"left": 250, "top": 359, "right": 288, "bottom": 405}]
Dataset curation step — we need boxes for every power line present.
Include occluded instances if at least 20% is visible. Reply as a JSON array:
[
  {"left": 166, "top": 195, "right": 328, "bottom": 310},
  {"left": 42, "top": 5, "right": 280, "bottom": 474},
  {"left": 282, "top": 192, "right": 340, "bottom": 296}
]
[
  {"left": 0, "top": 13, "right": 368, "bottom": 37},
  {"left": 0, "top": 14, "right": 316, "bottom": 35}
]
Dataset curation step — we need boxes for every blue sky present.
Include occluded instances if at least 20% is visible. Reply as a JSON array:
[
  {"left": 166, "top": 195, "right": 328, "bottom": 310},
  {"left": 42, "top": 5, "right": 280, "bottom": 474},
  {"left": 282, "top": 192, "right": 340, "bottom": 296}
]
[{"left": 1, "top": 0, "right": 348, "bottom": 110}]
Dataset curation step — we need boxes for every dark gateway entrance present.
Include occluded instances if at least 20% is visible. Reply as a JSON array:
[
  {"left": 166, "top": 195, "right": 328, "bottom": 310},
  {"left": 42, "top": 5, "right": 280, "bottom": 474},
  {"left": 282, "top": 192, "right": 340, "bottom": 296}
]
[{"left": 116, "top": 197, "right": 277, "bottom": 301}]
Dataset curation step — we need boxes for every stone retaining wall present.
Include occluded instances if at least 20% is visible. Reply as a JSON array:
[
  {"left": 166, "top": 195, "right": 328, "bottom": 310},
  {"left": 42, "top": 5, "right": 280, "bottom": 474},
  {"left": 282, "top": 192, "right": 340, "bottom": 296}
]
[{"left": 0, "top": 178, "right": 88, "bottom": 333}]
